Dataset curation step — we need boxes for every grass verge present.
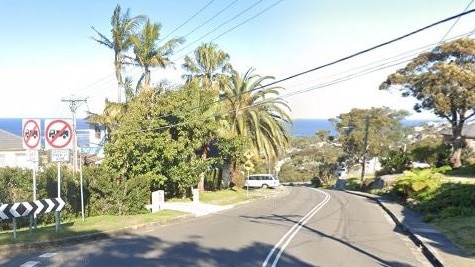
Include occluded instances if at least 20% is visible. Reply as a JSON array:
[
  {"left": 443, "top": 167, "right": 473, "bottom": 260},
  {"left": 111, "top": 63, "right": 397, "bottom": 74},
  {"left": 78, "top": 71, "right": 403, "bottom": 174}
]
[
  {"left": 0, "top": 187, "right": 284, "bottom": 246},
  {"left": 432, "top": 215, "right": 475, "bottom": 256},
  {"left": 0, "top": 210, "right": 185, "bottom": 246}
]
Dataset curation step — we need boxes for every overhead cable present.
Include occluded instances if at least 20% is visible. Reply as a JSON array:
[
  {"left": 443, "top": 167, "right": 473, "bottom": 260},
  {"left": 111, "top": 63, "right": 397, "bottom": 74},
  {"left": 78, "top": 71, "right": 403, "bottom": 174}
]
[{"left": 160, "top": 0, "right": 216, "bottom": 41}]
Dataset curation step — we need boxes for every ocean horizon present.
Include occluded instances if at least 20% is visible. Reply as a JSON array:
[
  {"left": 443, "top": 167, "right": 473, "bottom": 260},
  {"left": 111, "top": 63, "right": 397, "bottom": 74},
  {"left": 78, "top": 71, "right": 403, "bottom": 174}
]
[
  {"left": 0, "top": 118, "right": 436, "bottom": 138},
  {"left": 289, "top": 118, "right": 435, "bottom": 137}
]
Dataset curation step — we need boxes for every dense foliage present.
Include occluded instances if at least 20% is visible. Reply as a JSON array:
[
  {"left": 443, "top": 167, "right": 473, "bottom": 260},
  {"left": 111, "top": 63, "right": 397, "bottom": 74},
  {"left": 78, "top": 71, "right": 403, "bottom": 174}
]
[{"left": 380, "top": 38, "right": 475, "bottom": 168}]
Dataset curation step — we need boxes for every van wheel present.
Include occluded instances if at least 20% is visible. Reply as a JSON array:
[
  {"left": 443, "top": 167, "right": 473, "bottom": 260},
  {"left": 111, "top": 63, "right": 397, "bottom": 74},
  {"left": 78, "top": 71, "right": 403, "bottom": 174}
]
[{"left": 262, "top": 184, "right": 269, "bottom": 189}]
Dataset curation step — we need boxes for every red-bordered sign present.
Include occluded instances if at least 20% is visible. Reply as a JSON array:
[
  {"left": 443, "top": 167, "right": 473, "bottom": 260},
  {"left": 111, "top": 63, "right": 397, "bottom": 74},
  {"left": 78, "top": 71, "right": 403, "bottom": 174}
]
[
  {"left": 22, "top": 119, "right": 41, "bottom": 150},
  {"left": 44, "top": 119, "right": 73, "bottom": 150}
]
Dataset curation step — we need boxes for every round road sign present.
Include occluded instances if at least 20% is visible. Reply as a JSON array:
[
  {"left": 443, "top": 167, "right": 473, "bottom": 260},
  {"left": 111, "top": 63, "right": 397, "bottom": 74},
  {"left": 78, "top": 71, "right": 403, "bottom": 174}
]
[
  {"left": 44, "top": 119, "right": 73, "bottom": 150},
  {"left": 22, "top": 119, "right": 41, "bottom": 150}
]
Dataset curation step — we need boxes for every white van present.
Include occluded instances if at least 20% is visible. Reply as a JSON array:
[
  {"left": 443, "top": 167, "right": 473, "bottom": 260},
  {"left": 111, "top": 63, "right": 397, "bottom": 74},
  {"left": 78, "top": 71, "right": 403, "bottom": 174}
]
[{"left": 245, "top": 174, "right": 280, "bottom": 189}]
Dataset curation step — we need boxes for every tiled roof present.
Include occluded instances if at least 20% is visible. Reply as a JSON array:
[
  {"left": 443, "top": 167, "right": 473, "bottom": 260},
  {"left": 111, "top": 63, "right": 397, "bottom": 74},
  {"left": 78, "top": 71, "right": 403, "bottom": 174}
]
[{"left": 0, "top": 129, "right": 23, "bottom": 151}]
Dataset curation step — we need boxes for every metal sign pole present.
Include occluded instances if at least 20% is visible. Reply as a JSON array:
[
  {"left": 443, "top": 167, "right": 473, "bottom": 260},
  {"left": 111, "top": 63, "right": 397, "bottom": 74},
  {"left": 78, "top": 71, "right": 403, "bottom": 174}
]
[
  {"left": 56, "top": 161, "right": 61, "bottom": 232},
  {"left": 33, "top": 164, "right": 37, "bottom": 229},
  {"left": 13, "top": 218, "right": 17, "bottom": 239},
  {"left": 79, "top": 153, "right": 85, "bottom": 221}
]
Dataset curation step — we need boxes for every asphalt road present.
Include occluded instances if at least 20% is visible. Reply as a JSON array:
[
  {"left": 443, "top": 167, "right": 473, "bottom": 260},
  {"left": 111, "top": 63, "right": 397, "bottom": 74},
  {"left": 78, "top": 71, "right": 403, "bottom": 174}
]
[{"left": 4, "top": 187, "right": 431, "bottom": 267}]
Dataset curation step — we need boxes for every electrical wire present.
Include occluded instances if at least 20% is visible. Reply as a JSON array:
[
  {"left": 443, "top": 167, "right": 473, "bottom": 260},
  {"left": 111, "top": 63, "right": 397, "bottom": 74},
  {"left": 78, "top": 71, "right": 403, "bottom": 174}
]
[
  {"left": 173, "top": 0, "right": 285, "bottom": 62},
  {"left": 172, "top": 0, "right": 265, "bottom": 57},
  {"left": 438, "top": 0, "right": 474, "bottom": 44},
  {"left": 255, "top": 8, "right": 475, "bottom": 91},
  {"left": 139, "top": 11, "right": 475, "bottom": 129},
  {"left": 179, "top": 0, "right": 241, "bottom": 41},
  {"left": 209, "top": 0, "right": 284, "bottom": 44},
  {"left": 81, "top": 8, "right": 475, "bottom": 134},
  {"left": 160, "top": 0, "right": 216, "bottom": 42}
]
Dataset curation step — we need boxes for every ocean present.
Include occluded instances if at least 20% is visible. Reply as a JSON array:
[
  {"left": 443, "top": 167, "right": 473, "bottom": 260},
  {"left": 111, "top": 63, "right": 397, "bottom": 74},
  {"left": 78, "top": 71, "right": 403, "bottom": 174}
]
[
  {"left": 0, "top": 118, "right": 432, "bottom": 138},
  {"left": 288, "top": 118, "right": 431, "bottom": 137}
]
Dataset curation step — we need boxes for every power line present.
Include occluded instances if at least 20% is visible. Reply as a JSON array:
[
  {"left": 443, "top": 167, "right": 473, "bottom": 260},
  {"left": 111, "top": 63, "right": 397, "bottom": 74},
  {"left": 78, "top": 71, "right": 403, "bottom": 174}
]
[
  {"left": 179, "top": 0, "right": 241, "bottom": 41},
  {"left": 160, "top": 0, "right": 216, "bottom": 41},
  {"left": 438, "top": 0, "right": 474, "bottom": 43},
  {"left": 165, "top": 11, "right": 475, "bottom": 126},
  {"left": 256, "top": 8, "right": 475, "bottom": 91},
  {"left": 172, "top": 0, "right": 265, "bottom": 56},
  {"left": 281, "top": 31, "right": 473, "bottom": 93},
  {"left": 209, "top": 0, "right": 284, "bottom": 43},
  {"left": 94, "top": 8, "right": 475, "bottom": 135}
]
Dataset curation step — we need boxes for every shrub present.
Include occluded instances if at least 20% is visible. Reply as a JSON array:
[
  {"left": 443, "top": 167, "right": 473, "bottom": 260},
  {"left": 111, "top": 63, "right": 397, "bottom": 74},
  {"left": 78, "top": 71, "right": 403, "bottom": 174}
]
[
  {"left": 392, "top": 168, "right": 446, "bottom": 201},
  {"left": 416, "top": 183, "right": 475, "bottom": 221}
]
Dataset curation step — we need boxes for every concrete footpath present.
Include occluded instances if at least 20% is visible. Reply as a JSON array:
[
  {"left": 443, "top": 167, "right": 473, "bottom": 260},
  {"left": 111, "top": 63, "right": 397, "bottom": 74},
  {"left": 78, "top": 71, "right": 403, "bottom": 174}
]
[
  {"left": 161, "top": 201, "right": 234, "bottom": 217},
  {"left": 2, "top": 187, "right": 474, "bottom": 266},
  {"left": 346, "top": 190, "right": 475, "bottom": 267}
]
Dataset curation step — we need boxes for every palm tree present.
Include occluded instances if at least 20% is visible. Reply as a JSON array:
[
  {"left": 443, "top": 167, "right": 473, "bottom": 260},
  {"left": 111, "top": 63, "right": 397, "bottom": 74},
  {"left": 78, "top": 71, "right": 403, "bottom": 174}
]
[
  {"left": 91, "top": 4, "right": 146, "bottom": 103},
  {"left": 182, "top": 42, "right": 232, "bottom": 91},
  {"left": 181, "top": 43, "right": 232, "bottom": 191},
  {"left": 85, "top": 99, "right": 128, "bottom": 140},
  {"left": 130, "top": 19, "right": 184, "bottom": 93},
  {"left": 222, "top": 68, "right": 292, "bottom": 175}
]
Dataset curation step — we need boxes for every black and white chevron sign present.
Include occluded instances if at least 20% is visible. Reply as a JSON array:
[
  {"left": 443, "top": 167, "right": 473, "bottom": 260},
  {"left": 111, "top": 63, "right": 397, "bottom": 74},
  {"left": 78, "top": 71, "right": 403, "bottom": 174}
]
[{"left": 0, "top": 198, "right": 65, "bottom": 220}]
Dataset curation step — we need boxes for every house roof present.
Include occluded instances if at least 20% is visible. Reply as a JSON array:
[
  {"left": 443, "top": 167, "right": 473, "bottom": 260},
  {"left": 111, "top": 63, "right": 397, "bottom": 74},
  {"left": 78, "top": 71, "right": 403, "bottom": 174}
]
[
  {"left": 440, "top": 123, "right": 475, "bottom": 139},
  {"left": 0, "top": 129, "right": 24, "bottom": 151}
]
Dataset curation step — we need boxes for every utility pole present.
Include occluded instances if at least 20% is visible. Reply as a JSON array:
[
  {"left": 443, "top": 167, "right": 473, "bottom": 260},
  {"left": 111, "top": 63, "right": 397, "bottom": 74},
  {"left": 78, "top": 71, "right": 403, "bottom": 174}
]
[
  {"left": 61, "top": 96, "right": 87, "bottom": 173},
  {"left": 62, "top": 95, "right": 87, "bottom": 221},
  {"left": 360, "top": 115, "right": 370, "bottom": 189}
]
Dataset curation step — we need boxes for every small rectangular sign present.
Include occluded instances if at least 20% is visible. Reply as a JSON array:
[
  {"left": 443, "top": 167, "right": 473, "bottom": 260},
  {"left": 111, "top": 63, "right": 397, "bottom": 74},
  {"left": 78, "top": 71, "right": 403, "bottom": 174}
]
[{"left": 51, "top": 149, "right": 70, "bottom": 162}]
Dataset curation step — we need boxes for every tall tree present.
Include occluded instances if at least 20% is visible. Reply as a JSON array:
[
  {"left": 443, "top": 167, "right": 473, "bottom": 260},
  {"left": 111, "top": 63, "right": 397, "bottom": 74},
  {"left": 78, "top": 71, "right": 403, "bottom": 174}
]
[
  {"left": 102, "top": 82, "right": 217, "bottom": 200},
  {"left": 182, "top": 43, "right": 232, "bottom": 191},
  {"left": 182, "top": 42, "right": 232, "bottom": 91},
  {"left": 222, "top": 68, "right": 292, "bottom": 174},
  {"left": 332, "top": 107, "right": 409, "bottom": 171},
  {"left": 91, "top": 4, "right": 146, "bottom": 102},
  {"left": 130, "top": 19, "right": 184, "bottom": 92},
  {"left": 380, "top": 38, "right": 475, "bottom": 168}
]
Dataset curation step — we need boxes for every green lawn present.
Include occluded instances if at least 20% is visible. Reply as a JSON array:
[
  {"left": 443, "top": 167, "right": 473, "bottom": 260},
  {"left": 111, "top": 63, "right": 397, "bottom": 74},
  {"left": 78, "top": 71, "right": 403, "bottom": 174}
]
[
  {"left": 433, "top": 215, "right": 475, "bottom": 256},
  {"left": 0, "top": 210, "right": 185, "bottom": 246},
  {"left": 0, "top": 187, "right": 280, "bottom": 246}
]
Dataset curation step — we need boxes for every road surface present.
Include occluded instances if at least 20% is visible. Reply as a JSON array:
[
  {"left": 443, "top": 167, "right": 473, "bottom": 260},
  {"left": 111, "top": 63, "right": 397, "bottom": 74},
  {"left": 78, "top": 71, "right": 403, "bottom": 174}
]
[{"left": 5, "top": 187, "right": 431, "bottom": 267}]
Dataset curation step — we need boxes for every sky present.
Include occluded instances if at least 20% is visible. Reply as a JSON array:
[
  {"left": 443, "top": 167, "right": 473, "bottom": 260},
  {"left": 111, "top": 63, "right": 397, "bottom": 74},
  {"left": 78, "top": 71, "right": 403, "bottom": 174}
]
[{"left": 1, "top": 0, "right": 475, "bottom": 120}]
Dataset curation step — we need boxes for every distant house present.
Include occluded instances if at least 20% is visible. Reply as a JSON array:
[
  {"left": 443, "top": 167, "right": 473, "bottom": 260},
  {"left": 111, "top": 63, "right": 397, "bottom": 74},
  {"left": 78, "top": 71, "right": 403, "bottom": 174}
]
[
  {"left": 439, "top": 123, "right": 475, "bottom": 151},
  {"left": 77, "top": 121, "right": 106, "bottom": 165},
  {"left": 0, "top": 129, "right": 36, "bottom": 170}
]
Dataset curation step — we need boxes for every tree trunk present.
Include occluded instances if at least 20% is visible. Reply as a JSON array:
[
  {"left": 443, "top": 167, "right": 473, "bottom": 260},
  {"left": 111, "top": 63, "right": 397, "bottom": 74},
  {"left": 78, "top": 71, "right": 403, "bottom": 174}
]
[
  {"left": 450, "top": 122, "right": 464, "bottom": 169},
  {"left": 450, "top": 139, "right": 463, "bottom": 169},
  {"left": 198, "top": 173, "right": 205, "bottom": 192}
]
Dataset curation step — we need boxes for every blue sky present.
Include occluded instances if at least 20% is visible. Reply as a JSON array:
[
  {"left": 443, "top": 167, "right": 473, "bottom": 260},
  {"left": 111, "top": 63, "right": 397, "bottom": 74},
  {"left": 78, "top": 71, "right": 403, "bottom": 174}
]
[{"left": 1, "top": 1, "right": 475, "bottom": 120}]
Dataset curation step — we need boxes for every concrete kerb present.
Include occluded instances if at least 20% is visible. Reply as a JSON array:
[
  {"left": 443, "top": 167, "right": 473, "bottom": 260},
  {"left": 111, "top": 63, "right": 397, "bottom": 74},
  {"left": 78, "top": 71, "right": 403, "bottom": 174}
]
[{"left": 343, "top": 190, "right": 475, "bottom": 267}]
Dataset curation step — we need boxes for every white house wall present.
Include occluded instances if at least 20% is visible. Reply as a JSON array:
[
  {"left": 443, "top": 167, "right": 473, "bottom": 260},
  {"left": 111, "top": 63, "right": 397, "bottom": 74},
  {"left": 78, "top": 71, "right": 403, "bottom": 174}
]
[{"left": 0, "top": 150, "right": 37, "bottom": 170}]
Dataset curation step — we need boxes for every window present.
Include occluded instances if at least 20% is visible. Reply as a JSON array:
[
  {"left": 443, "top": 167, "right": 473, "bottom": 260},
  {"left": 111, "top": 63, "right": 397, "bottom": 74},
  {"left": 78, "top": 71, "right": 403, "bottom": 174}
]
[{"left": 94, "top": 126, "right": 101, "bottom": 139}]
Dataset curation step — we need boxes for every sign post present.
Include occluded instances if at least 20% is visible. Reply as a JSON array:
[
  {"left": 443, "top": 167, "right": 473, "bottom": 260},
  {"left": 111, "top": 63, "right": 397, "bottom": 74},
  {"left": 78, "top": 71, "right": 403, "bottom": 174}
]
[
  {"left": 45, "top": 119, "right": 73, "bottom": 232},
  {"left": 22, "top": 119, "right": 41, "bottom": 231},
  {"left": 243, "top": 150, "right": 254, "bottom": 197}
]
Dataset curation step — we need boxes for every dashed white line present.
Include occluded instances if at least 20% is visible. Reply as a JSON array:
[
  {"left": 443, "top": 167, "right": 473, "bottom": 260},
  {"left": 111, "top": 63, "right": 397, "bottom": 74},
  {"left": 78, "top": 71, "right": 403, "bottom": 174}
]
[
  {"left": 39, "top": 252, "right": 57, "bottom": 258},
  {"left": 19, "top": 261, "right": 39, "bottom": 267},
  {"left": 20, "top": 252, "right": 57, "bottom": 267}
]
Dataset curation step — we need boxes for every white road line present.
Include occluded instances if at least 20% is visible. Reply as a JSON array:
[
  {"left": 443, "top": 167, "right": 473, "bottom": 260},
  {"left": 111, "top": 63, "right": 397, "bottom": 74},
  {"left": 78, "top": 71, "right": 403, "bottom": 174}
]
[
  {"left": 19, "top": 261, "right": 39, "bottom": 267},
  {"left": 39, "top": 252, "right": 57, "bottom": 258},
  {"left": 262, "top": 188, "right": 331, "bottom": 267}
]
